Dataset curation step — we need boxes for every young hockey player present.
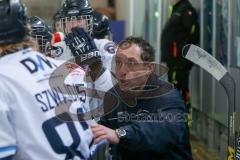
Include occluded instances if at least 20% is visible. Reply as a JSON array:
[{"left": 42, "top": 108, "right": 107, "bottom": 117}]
[{"left": 0, "top": 0, "right": 96, "bottom": 159}]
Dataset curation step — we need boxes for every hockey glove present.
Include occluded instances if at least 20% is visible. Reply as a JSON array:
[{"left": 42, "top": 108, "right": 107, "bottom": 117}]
[{"left": 65, "top": 27, "right": 101, "bottom": 66}]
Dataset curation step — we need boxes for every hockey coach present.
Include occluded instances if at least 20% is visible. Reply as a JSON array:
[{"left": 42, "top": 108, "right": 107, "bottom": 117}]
[{"left": 91, "top": 37, "right": 193, "bottom": 160}]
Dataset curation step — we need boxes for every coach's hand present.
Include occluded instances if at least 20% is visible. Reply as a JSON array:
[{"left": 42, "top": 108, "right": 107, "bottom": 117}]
[{"left": 91, "top": 124, "right": 119, "bottom": 145}]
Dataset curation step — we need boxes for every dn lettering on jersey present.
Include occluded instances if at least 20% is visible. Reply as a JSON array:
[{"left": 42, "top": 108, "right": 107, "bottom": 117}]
[
  {"left": 20, "top": 54, "right": 57, "bottom": 74},
  {"left": 35, "top": 85, "right": 86, "bottom": 113}
]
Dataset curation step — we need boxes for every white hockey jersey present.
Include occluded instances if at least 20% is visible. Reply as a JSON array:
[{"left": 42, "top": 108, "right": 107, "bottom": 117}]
[
  {"left": 53, "top": 39, "right": 115, "bottom": 71},
  {"left": 53, "top": 38, "right": 116, "bottom": 97},
  {"left": 0, "top": 48, "right": 94, "bottom": 160}
]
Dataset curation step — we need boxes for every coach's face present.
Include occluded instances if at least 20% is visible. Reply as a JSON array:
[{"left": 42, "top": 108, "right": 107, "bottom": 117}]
[{"left": 115, "top": 43, "right": 154, "bottom": 92}]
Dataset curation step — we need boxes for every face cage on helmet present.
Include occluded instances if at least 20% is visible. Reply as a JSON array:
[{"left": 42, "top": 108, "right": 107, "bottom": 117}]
[
  {"left": 33, "top": 35, "right": 51, "bottom": 54},
  {"left": 58, "top": 15, "right": 93, "bottom": 34}
]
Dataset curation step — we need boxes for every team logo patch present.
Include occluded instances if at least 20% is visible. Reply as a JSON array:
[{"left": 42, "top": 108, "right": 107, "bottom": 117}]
[
  {"left": 55, "top": 46, "right": 64, "bottom": 57},
  {"left": 104, "top": 42, "right": 116, "bottom": 54}
]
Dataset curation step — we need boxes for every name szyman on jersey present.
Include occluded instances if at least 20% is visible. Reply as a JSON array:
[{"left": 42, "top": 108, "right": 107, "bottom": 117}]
[{"left": 0, "top": 48, "right": 95, "bottom": 160}]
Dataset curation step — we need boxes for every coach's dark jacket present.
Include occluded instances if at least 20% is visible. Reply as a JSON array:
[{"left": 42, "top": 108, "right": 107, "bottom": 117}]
[{"left": 100, "top": 74, "right": 192, "bottom": 160}]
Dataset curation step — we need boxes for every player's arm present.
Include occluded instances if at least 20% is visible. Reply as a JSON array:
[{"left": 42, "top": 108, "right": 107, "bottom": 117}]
[
  {"left": 0, "top": 83, "right": 17, "bottom": 159},
  {"left": 94, "top": 39, "right": 116, "bottom": 71}
]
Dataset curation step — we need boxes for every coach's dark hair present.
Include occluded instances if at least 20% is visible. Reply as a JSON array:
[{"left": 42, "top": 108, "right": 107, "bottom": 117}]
[{"left": 118, "top": 37, "right": 155, "bottom": 62}]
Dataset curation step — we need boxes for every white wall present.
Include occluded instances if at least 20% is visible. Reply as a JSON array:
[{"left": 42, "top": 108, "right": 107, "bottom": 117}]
[
  {"left": 22, "top": 0, "right": 63, "bottom": 23},
  {"left": 116, "top": 0, "right": 133, "bottom": 36},
  {"left": 22, "top": 0, "right": 109, "bottom": 24},
  {"left": 132, "top": 0, "right": 146, "bottom": 37},
  {"left": 90, "top": 0, "right": 108, "bottom": 8}
]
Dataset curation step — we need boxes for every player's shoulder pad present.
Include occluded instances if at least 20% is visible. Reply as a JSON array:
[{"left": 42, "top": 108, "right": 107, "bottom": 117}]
[
  {"left": 94, "top": 39, "right": 116, "bottom": 55},
  {"left": 94, "top": 69, "right": 115, "bottom": 92}
]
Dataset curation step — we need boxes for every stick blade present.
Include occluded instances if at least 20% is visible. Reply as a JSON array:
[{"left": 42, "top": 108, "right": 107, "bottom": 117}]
[{"left": 182, "top": 44, "right": 227, "bottom": 81}]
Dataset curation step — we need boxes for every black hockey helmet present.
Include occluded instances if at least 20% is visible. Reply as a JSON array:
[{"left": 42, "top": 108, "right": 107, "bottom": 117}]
[
  {"left": 29, "top": 16, "right": 52, "bottom": 53},
  {"left": 52, "top": 8, "right": 65, "bottom": 32},
  {"left": 60, "top": 0, "right": 94, "bottom": 34},
  {"left": 0, "top": 0, "right": 28, "bottom": 45},
  {"left": 92, "top": 11, "right": 112, "bottom": 39},
  {"left": 62, "top": 0, "right": 94, "bottom": 16},
  {"left": 53, "top": 9, "right": 65, "bottom": 21}
]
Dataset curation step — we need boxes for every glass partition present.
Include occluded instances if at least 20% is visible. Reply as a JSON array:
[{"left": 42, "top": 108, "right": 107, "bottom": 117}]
[
  {"left": 132, "top": 0, "right": 146, "bottom": 37},
  {"left": 215, "top": 0, "right": 228, "bottom": 65},
  {"left": 232, "top": 0, "right": 240, "bottom": 67},
  {"left": 203, "top": 0, "right": 213, "bottom": 54}
]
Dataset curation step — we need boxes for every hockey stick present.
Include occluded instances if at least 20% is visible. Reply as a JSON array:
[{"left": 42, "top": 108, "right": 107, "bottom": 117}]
[
  {"left": 182, "top": 44, "right": 238, "bottom": 160},
  {"left": 237, "top": 133, "right": 240, "bottom": 160}
]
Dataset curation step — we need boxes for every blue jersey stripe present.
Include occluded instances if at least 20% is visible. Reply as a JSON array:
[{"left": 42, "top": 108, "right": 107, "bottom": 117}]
[{"left": 0, "top": 146, "right": 16, "bottom": 152}]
